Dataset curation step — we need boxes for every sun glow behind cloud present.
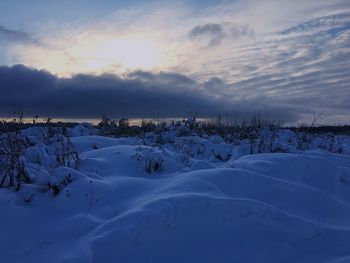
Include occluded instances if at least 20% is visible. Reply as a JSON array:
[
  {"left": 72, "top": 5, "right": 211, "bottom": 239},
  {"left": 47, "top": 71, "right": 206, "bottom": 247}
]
[
  {"left": 6, "top": 0, "right": 348, "bottom": 78},
  {"left": 7, "top": 32, "right": 171, "bottom": 77},
  {"left": 3, "top": 1, "right": 257, "bottom": 78},
  {"left": 94, "top": 36, "right": 164, "bottom": 69}
]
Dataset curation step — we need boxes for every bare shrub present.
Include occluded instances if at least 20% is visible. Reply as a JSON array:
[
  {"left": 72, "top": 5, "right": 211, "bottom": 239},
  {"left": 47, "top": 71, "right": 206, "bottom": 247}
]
[
  {"left": 55, "top": 135, "right": 81, "bottom": 169},
  {"left": 0, "top": 133, "right": 31, "bottom": 190}
]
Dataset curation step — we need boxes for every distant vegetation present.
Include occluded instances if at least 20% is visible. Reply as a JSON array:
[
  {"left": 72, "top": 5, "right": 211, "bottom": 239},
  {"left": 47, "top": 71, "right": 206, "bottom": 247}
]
[{"left": 1, "top": 113, "right": 350, "bottom": 136}]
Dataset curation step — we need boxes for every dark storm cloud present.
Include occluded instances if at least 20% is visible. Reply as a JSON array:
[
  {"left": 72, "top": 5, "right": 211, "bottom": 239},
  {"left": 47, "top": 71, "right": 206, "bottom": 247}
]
[
  {"left": 0, "top": 65, "right": 219, "bottom": 119},
  {"left": 0, "top": 64, "right": 304, "bottom": 122},
  {"left": 0, "top": 26, "right": 37, "bottom": 44},
  {"left": 189, "top": 23, "right": 254, "bottom": 47}
]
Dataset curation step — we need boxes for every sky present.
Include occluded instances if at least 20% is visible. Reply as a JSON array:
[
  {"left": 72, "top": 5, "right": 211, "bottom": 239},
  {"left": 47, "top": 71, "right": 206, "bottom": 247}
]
[{"left": 0, "top": 0, "right": 350, "bottom": 124}]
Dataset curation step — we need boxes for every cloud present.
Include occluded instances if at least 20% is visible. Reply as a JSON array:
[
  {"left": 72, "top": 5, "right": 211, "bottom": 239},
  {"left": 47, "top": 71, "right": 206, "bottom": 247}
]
[
  {"left": 189, "top": 23, "right": 254, "bottom": 47},
  {"left": 184, "top": 11, "right": 350, "bottom": 124},
  {"left": 189, "top": 23, "right": 225, "bottom": 46},
  {"left": 229, "top": 24, "right": 254, "bottom": 38},
  {"left": 3, "top": 0, "right": 348, "bottom": 77},
  {"left": 224, "top": 12, "right": 350, "bottom": 124},
  {"left": 0, "top": 64, "right": 305, "bottom": 122},
  {"left": 0, "top": 26, "right": 37, "bottom": 44},
  {"left": 0, "top": 65, "right": 215, "bottom": 119}
]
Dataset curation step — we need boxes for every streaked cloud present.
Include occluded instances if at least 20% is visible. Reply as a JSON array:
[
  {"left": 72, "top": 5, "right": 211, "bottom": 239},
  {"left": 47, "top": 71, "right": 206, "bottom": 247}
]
[{"left": 0, "top": 26, "right": 36, "bottom": 44}]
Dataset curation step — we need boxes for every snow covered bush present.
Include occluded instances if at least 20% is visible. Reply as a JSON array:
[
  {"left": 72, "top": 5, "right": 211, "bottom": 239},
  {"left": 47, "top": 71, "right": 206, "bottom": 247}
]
[
  {"left": 0, "top": 124, "right": 82, "bottom": 196},
  {"left": 212, "top": 143, "right": 233, "bottom": 161},
  {"left": 132, "top": 146, "right": 164, "bottom": 173},
  {"left": 144, "top": 151, "right": 164, "bottom": 173}
]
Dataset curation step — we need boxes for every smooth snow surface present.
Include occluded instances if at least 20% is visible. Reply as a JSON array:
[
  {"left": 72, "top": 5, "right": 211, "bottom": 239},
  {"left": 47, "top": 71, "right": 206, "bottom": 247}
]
[{"left": 1, "top": 128, "right": 350, "bottom": 263}]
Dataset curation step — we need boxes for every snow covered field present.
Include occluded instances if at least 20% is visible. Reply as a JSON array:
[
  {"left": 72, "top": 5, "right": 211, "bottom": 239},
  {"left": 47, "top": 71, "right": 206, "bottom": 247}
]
[{"left": 1, "top": 123, "right": 350, "bottom": 263}]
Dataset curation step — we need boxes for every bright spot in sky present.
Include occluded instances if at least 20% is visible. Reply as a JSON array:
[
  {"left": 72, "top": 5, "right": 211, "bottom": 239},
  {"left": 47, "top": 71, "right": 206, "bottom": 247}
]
[
  {"left": 9, "top": 34, "right": 169, "bottom": 77},
  {"left": 78, "top": 35, "right": 166, "bottom": 71}
]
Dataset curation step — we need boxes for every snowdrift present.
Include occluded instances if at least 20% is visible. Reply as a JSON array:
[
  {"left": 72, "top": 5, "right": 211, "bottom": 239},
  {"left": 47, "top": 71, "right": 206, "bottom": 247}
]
[{"left": 1, "top": 125, "right": 350, "bottom": 263}]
